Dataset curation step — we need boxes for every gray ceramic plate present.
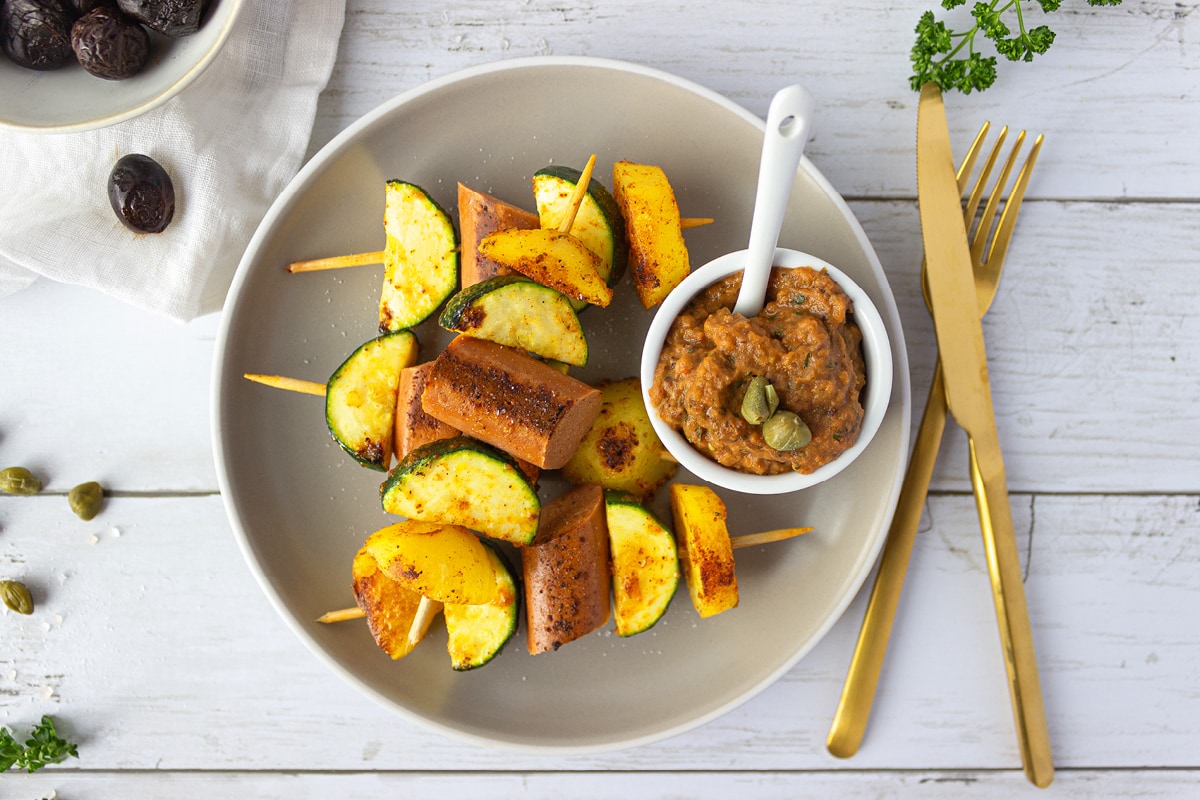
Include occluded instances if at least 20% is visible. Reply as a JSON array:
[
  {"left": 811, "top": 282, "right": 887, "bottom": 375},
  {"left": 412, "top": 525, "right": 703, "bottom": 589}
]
[
  {"left": 0, "top": 0, "right": 243, "bottom": 132},
  {"left": 213, "top": 57, "right": 911, "bottom": 753}
]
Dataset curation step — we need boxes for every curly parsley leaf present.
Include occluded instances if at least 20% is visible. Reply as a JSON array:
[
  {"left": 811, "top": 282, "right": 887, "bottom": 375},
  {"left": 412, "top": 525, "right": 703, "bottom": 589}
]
[
  {"left": 911, "top": 0, "right": 1121, "bottom": 94},
  {"left": 0, "top": 716, "right": 80, "bottom": 773}
]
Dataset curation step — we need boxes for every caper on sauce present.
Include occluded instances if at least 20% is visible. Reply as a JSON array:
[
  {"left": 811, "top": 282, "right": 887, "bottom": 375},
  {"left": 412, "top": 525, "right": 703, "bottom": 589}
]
[
  {"left": 762, "top": 411, "right": 813, "bottom": 452},
  {"left": 739, "top": 378, "right": 812, "bottom": 452}
]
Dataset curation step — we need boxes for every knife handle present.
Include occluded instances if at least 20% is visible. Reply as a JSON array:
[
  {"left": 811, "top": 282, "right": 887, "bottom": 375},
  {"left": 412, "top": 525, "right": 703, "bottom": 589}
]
[
  {"left": 967, "top": 434, "right": 1055, "bottom": 788},
  {"left": 826, "top": 360, "right": 949, "bottom": 758}
]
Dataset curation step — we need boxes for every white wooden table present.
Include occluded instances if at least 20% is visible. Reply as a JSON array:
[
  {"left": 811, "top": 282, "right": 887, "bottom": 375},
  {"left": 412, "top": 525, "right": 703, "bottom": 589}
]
[{"left": 4, "top": 2, "right": 1199, "bottom": 796}]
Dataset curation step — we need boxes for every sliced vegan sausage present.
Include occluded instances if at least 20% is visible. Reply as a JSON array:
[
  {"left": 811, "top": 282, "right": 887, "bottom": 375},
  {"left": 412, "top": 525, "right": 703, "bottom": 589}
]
[
  {"left": 457, "top": 183, "right": 540, "bottom": 288},
  {"left": 394, "top": 363, "right": 461, "bottom": 461},
  {"left": 421, "top": 336, "right": 602, "bottom": 470},
  {"left": 523, "top": 483, "right": 612, "bottom": 654}
]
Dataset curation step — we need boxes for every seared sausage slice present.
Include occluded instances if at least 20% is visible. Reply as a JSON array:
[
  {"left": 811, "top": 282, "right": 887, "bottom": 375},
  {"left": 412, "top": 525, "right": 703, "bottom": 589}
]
[
  {"left": 396, "top": 361, "right": 541, "bottom": 484},
  {"left": 523, "top": 484, "right": 611, "bottom": 654},
  {"left": 458, "top": 183, "right": 540, "bottom": 288},
  {"left": 422, "top": 336, "right": 602, "bottom": 470},
  {"left": 394, "top": 363, "right": 461, "bottom": 461}
]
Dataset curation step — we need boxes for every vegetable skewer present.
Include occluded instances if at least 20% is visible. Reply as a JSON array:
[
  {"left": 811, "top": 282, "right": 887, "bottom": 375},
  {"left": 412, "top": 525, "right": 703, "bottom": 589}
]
[
  {"left": 285, "top": 218, "right": 713, "bottom": 273},
  {"left": 316, "top": 524, "right": 813, "bottom": 624}
]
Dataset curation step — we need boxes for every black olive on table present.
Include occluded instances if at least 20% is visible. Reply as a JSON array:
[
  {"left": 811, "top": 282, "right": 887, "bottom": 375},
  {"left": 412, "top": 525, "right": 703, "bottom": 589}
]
[
  {"left": 116, "top": 0, "right": 203, "bottom": 38},
  {"left": 0, "top": 0, "right": 79, "bottom": 70},
  {"left": 71, "top": 6, "right": 148, "bottom": 79},
  {"left": 108, "top": 154, "right": 176, "bottom": 234}
]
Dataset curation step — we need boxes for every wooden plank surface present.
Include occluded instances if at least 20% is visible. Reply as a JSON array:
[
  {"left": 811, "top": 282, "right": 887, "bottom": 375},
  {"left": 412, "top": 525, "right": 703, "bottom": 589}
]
[
  {"left": 3, "top": 0, "right": 1198, "bottom": 795},
  {"left": 8, "top": 769, "right": 1200, "bottom": 799}
]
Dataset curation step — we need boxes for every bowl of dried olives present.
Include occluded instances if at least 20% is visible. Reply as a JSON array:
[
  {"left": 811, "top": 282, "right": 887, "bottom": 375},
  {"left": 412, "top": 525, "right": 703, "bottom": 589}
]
[{"left": 0, "top": 0, "right": 245, "bottom": 133}]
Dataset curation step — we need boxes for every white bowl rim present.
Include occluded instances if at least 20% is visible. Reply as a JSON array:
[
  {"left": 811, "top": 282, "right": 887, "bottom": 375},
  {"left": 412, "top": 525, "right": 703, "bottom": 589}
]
[{"left": 640, "top": 247, "right": 893, "bottom": 495}]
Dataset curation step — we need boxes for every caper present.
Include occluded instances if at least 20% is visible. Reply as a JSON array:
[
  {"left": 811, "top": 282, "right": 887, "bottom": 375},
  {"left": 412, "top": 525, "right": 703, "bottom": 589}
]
[
  {"left": 68, "top": 481, "right": 104, "bottom": 521},
  {"left": 740, "top": 376, "right": 780, "bottom": 426},
  {"left": 1, "top": 580, "right": 34, "bottom": 615},
  {"left": 762, "top": 411, "right": 813, "bottom": 451},
  {"left": 0, "top": 466, "right": 42, "bottom": 496}
]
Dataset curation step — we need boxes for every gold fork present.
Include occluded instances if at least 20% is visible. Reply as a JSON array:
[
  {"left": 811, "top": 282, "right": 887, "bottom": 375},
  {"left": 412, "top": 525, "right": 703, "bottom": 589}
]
[{"left": 827, "top": 123, "right": 1044, "bottom": 759}]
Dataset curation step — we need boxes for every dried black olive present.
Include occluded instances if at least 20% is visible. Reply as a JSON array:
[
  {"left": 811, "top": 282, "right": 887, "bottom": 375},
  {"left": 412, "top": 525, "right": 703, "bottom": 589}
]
[
  {"left": 71, "top": 6, "right": 147, "bottom": 79},
  {"left": 115, "top": 0, "right": 202, "bottom": 37},
  {"left": 108, "top": 154, "right": 175, "bottom": 234},
  {"left": 69, "top": 0, "right": 111, "bottom": 13},
  {"left": 0, "top": 0, "right": 78, "bottom": 70}
]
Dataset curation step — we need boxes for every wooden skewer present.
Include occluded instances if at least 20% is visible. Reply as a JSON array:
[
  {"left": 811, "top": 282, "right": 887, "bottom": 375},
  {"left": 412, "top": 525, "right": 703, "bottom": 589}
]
[
  {"left": 285, "top": 219, "right": 713, "bottom": 273},
  {"left": 408, "top": 596, "right": 440, "bottom": 647},
  {"left": 242, "top": 374, "right": 326, "bottom": 395},
  {"left": 558, "top": 154, "right": 598, "bottom": 234},
  {"left": 730, "top": 527, "right": 812, "bottom": 549},
  {"left": 316, "top": 526, "right": 812, "bottom": 624},
  {"left": 316, "top": 606, "right": 365, "bottom": 623},
  {"left": 286, "top": 250, "right": 386, "bottom": 273}
]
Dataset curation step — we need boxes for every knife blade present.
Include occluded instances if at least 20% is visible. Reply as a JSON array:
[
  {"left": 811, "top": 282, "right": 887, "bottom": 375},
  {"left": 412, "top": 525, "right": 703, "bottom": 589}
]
[{"left": 916, "top": 83, "right": 1054, "bottom": 789}]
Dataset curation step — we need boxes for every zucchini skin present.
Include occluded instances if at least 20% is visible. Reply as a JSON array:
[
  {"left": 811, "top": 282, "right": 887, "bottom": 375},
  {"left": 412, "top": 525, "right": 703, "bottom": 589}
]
[
  {"left": 445, "top": 540, "right": 521, "bottom": 670},
  {"left": 439, "top": 274, "right": 588, "bottom": 367},
  {"left": 379, "top": 180, "right": 460, "bottom": 332},
  {"left": 533, "top": 165, "right": 628, "bottom": 288},
  {"left": 380, "top": 436, "right": 541, "bottom": 546},
  {"left": 605, "top": 490, "right": 680, "bottom": 637},
  {"left": 324, "top": 330, "right": 418, "bottom": 471}
]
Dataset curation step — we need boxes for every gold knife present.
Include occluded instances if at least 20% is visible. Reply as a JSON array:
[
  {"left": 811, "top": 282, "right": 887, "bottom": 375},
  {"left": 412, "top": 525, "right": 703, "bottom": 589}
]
[{"left": 916, "top": 83, "right": 1054, "bottom": 789}]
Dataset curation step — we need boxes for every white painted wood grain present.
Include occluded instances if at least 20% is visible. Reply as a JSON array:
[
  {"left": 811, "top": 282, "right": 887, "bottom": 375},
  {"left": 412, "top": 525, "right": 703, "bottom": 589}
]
[
  {"left": 311, "top": 0, "right": 1200, "bottom": 201},
  {"left": 2, "top": 493, "right": 1196, "bottom": 772},
  {"left": 849, "top": 199, "right": 1200, "bottom": 494},
  {"left": 8, "top": 769, "right": 1200, "bottom": 799},
  {"left": 4, "top": 0, "right": 1199, "bottom": 793}
]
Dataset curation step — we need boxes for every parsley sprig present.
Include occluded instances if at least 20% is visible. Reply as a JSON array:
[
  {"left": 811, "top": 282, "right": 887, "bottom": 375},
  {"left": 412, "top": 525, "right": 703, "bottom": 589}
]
[
  {"left": 911, "top": 0, "right": 1124, "bottom": 94},
  {"left": 0, "top": 715, "right": 79, "bottom": 773}
]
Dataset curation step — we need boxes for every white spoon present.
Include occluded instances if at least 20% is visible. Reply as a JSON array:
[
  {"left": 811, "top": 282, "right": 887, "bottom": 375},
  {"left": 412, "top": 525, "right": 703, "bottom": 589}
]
[{"left": 733, "top": 83, "right": 815, "bottom": 316}]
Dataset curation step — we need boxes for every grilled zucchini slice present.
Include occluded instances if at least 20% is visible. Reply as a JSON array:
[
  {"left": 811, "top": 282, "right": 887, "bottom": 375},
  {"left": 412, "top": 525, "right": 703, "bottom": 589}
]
[
  {"left": 378, "top": 180, "right": 459, "bottom": 332},
  {"left": 444, "top": 542, "right": 520, "bottom": 670},
  {"left": 325, "top": 330, "right": 419, "bottom": 470},
  {"left": 605, "top": 491, "right": 679, "bottom": 637},
  {"left": 562, "top": 378, "right": 677, "bottom": 502},
  {"left": 381, "top": 436, "right": 541, "bottom": 545},
  {"left": 533, "top": 165, "right": 628, "bottom": 290},
  {"left": 439, "top": 274, "right": 588, "bottom": 367}
]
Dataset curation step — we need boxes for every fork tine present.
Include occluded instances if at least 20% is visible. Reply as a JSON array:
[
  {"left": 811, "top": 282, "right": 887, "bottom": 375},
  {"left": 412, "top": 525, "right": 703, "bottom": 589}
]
[
  {"left": 984, "top": 133, "right": 1044, "bottom": 269},
  {"left": 964, "top": 127, "right": 1010, "bottom": 245},
  {"left": 971, "top": 129, "right": 1027, "bottom": 265},
  {"left": 956, "top": 121, "right": 992, "bottom": 192}
]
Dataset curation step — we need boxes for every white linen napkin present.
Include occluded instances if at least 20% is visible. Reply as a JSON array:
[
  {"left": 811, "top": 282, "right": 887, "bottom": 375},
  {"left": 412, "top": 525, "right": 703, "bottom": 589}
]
[{"left": 0, "top": 1, "right": 345, "bottom": 321}]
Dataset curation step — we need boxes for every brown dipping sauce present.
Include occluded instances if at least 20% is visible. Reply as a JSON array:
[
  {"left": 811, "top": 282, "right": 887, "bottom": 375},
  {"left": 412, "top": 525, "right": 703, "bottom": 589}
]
[{"left": 649, "top": 266, "right": 866, "bottom": 475}]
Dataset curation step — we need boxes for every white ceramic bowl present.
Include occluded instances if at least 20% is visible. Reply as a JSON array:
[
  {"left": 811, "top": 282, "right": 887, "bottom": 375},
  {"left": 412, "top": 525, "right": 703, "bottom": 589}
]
[
  {"left": 213, "top": 56, "right": 911, "bottom": 752},
  {"left": 0, "top": 0, "right": 244, "bottom": 133},
  {"left": 641, "top": 248, "right": 893, "bottom": 495}
]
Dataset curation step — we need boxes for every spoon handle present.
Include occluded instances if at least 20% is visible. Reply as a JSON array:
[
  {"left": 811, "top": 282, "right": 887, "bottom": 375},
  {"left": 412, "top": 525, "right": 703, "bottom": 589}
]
[{"left": 734, "top": 84, "right": 815, "bottom": 317}]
